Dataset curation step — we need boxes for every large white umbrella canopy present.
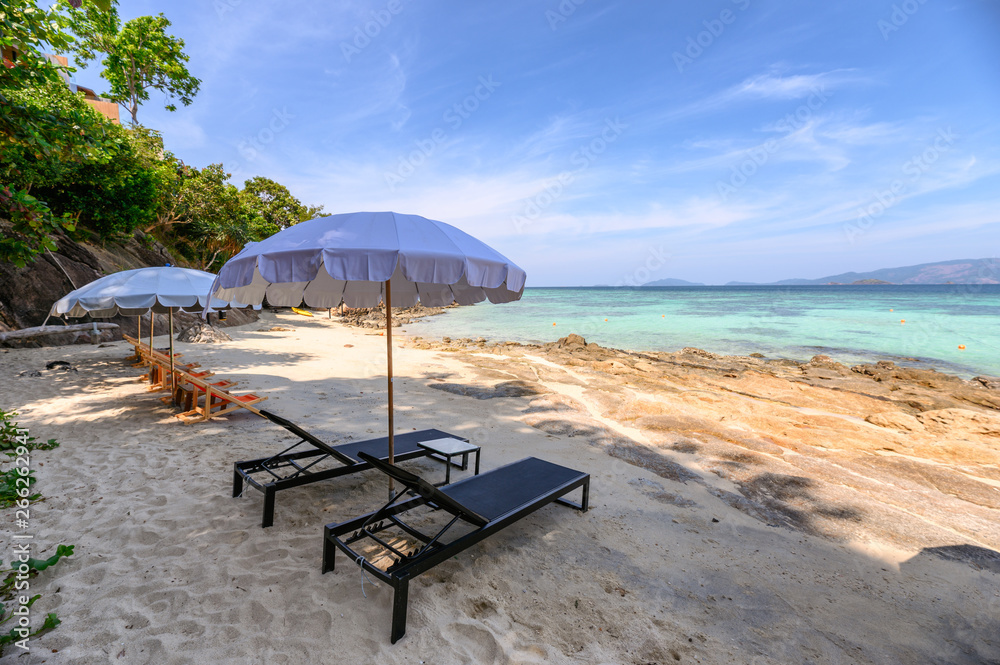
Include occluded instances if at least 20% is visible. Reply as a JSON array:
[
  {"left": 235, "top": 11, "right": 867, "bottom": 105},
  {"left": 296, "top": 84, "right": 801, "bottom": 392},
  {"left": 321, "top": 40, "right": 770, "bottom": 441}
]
[
  {"left": 51, "top": 266, "right": 249, "bottom": 318},
  {"left": 209, "top": 211, "right": 526, "bottom": 308},
  {"left": 209, "top": 211, "right": 527, "bottom": 485},
  {"left": 51, "top": 266, "right": 254, "bottom": 396}
]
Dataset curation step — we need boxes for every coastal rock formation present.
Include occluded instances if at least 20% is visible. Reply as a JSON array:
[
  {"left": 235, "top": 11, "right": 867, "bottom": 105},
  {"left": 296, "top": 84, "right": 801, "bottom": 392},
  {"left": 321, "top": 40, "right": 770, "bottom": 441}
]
[
  {"left": 337, "top": 304, "right": 448, "bottom": 329},
  {"left": 415, "top": 332, "right": 1000, "bottom": 566},
  {"left": 176, "top": 321, "right": 232, "bottom": 343}
]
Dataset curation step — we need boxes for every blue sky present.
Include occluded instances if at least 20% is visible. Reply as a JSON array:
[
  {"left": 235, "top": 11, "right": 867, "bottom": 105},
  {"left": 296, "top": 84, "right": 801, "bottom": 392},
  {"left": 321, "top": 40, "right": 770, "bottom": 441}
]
[{"left": 70, "top": 0, "right": 1000, "bottom": 285}]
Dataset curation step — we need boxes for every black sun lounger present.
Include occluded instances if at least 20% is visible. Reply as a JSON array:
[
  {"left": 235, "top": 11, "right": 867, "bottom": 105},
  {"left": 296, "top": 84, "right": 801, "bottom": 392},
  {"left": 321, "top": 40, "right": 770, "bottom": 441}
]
[
  {"left": 233, "top": 409, "right": 470, "bottom": 528},
  {"left": 322, "top": 452, "right": 590, "bottom": 643}
]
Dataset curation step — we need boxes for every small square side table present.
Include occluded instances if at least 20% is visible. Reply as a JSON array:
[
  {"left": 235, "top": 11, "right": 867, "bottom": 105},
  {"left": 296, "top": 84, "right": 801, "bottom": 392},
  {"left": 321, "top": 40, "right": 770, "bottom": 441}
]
[{"left": 418, "top": 437, "right": 481, "bottom": 486}]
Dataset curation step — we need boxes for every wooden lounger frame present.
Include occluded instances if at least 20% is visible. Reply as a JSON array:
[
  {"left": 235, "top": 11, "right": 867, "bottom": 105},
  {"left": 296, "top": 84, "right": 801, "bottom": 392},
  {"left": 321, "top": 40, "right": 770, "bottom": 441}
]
[{"left": 174, "top": 372, "right": 267, "bottom": 424}]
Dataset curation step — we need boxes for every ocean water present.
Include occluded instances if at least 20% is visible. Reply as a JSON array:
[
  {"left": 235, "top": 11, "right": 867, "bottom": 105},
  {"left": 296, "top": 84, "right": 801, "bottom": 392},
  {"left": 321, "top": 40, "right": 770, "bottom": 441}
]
[{"left": 404, "top": 285, "right": 1000, "bottom": 379}]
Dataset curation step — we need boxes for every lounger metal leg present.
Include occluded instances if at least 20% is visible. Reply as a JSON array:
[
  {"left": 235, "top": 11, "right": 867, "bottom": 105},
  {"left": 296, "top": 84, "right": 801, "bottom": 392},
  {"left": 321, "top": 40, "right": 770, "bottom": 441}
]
[
  {"left": 390, "top": 576, "right": 410, "bottom": 644},
  {"left": 322, "top": 529, "right": 336, "bottom": 574},
  {"left": 262, "top": 487, "right": 276, "bottom": 528},
  {"left": 233, "top": 465, "right": 243, "bottom": 498},
  {"left": 555, "top": 479, "right": 590, "bottom": 512}
]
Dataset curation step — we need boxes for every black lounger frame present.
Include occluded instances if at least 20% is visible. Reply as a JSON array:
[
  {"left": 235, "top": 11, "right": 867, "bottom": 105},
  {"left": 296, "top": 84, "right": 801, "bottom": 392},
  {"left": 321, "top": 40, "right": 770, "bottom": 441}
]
[
  {"left": 233, "top": 410, "right": 468, "bottom": 527},
  {"left": 322, "top": 452, "right": 590, "bottom": 643}
]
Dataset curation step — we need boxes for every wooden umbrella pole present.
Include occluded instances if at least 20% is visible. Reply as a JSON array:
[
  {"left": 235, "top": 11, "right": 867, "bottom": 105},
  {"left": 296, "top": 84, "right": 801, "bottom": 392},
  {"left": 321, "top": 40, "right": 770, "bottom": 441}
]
[
  {"left": 147, "top": 313, "right": 155, "bottom": 386},
  {"left": 169, "top": 308, "right": 176, "bottom": 401},
  {"left": 385, "top": 279, "right": 394, "bottom": 497}
]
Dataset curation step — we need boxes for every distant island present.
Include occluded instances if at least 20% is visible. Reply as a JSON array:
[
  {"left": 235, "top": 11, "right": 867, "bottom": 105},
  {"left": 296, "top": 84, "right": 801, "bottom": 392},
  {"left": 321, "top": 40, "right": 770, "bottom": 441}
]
[
  {"left": 640, "top": 258, "right": 999, "bottom": 286},
  {"left": 838, "top": 279, "right": 892, "bottom": 285},
  {"left": 641, "top": 278, "right": 706, "bottom": 287}
]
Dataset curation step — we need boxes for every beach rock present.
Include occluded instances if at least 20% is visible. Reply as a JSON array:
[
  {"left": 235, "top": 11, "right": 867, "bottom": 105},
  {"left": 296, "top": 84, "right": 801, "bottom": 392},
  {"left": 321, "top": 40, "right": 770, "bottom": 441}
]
[
  {"left": 45, "top": 360, "right": 73, "bottom": 370},
  {"left": 177, "top": 322, "right": 232, "bottom": 344},
  {"left": 682, "top": 347, "right": 718, "bottom": 359},
  {"left": 810, "top": 355, "right": 833, "bottom": 364},
  {"left": 973, "top": 376, "right": 1000, "bottom": 390},
  {"left": 951, "top": 387, "right": 1000, "bottom": 411},
  {"left": 339, "top": 304, "right": 445, "bottom": 329},
  {"left": 554, "top": 334, "right": 587, "bottom": 349},
  {"left": 916, "top": 408, "right": 1000, "bottom": 438},
  {"left": 17, "top": 370, "right": 42, "bottom": 378},
  {"left": 865, "top": 412, "right": 925, "bottom": 432},
  {"left": 802, "top": 365, "right": 852, "bottom": 380},
  {"left": 851, "top": 364, "right": 891, "bottom": 381}
]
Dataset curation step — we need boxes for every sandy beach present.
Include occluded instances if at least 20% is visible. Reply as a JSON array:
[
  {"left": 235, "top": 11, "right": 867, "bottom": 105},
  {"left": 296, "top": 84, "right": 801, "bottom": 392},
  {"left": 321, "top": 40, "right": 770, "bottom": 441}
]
[{"left": 2, "top": 311, "right": 998, "bottom": 664}]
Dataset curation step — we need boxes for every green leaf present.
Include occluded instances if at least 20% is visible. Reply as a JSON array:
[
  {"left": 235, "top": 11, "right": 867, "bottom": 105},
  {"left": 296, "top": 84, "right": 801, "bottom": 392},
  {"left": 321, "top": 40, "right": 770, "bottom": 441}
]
[{"left": 10, "top": 545, "right": 75, "bottom": 572}]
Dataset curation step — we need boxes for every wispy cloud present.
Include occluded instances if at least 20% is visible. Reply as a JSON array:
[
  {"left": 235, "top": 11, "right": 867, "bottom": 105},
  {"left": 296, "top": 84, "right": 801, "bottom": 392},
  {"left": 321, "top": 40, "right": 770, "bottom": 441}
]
[{"left": 94, "top": 0, "right": 1000, "bottom": 285}]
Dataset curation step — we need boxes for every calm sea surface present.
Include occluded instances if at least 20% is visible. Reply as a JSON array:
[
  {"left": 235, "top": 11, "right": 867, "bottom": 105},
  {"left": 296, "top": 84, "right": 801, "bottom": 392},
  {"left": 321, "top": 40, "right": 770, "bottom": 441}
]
[{"left": 404, "top": 285, "right": 1000, "bottom": 379}]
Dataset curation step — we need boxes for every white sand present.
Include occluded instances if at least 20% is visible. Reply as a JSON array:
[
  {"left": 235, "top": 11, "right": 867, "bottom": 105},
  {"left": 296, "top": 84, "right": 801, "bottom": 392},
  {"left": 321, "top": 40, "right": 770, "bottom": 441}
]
[{"left": 1, "top": 311, "right": 997, "bottom": 664}]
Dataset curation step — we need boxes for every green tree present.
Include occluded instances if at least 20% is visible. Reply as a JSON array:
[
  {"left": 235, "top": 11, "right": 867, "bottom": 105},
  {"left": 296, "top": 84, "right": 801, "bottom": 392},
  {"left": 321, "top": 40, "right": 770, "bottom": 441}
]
[
  {"left": 62, "top": 3, "right": 200, "bottom": 125},
  {"left": 240, "top": 176, "right": 324, "bottom": 237},
  {"left": 4, "top": 78, "right": 157, "bottom": 241},
  {"left": 182, "top": 164, "right": 249, "bottom": 269},
  {"left": 130, "top": 126, "right": 189, "bottom": 236},
  {"left": 1, "top": 0, "right": 114, "bottom": 266}
]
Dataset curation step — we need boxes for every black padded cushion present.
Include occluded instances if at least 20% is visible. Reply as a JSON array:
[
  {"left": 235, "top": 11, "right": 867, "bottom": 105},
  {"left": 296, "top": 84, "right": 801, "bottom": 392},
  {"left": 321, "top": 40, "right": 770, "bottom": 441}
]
[
  {"left": 441, "top": 457, "right": 586, "bottom": 522},
  {"left": 336, "top": 429, "right": 455, "bottom": 463},
  {"left": 357, "top": 451, "right": 486, "bottom": 525},
  {"left": 357, "top": 453, "right": 586, "bottom": 528}
]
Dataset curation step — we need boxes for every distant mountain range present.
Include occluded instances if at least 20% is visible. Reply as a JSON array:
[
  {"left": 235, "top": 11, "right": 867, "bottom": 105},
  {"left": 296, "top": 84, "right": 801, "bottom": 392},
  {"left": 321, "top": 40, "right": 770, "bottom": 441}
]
[{"left": 642, "top": 258, "right": 1000, "bottom": 286}]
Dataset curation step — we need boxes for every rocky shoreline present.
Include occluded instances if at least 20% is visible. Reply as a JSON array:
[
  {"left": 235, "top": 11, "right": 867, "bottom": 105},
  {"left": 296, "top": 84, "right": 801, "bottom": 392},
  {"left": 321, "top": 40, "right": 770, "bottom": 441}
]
[
  {"left": 405, "top": 332, "right": 1000, "bottom": 568},
  {"left": 335, "top": 303, "right": 450, "bottom": 329}
]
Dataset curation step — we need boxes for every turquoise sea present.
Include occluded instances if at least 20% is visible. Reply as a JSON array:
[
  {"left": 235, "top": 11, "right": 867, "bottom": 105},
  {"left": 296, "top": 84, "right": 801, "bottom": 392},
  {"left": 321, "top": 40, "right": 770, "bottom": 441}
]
[{"left": 405, "top": 285, "right": 1000, "bottom": 379}]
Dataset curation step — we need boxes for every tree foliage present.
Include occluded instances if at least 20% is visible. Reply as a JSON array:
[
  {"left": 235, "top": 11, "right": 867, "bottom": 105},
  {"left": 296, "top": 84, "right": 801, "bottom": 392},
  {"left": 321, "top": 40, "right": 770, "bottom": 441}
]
[
  {"left": 0, "top": 0, "right": 116, "bottom": 265},
  {"left": 242, "top": 176, "right": 322, "bottom": 236},
  {"left": 1, "top": 1, "right": 321, "bottom": 271},
  {"left": 4, "top": 78, "right": 157, "bottom": 240},
  {"left": 61, "top": 3, "right": 200, "bottom": 125},
  {"left": 176, "top": 168, "right": 323, "bottom": 270}
]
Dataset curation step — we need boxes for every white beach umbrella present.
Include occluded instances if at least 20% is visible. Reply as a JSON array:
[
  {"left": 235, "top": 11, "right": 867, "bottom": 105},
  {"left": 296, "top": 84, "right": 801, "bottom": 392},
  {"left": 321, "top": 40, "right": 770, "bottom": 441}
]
[
  {"left": 51, "top": 265, "right": 254, "bottom": 394},
  {"left": 208, "top": 211, "right": 527, "bottom": 479}
]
